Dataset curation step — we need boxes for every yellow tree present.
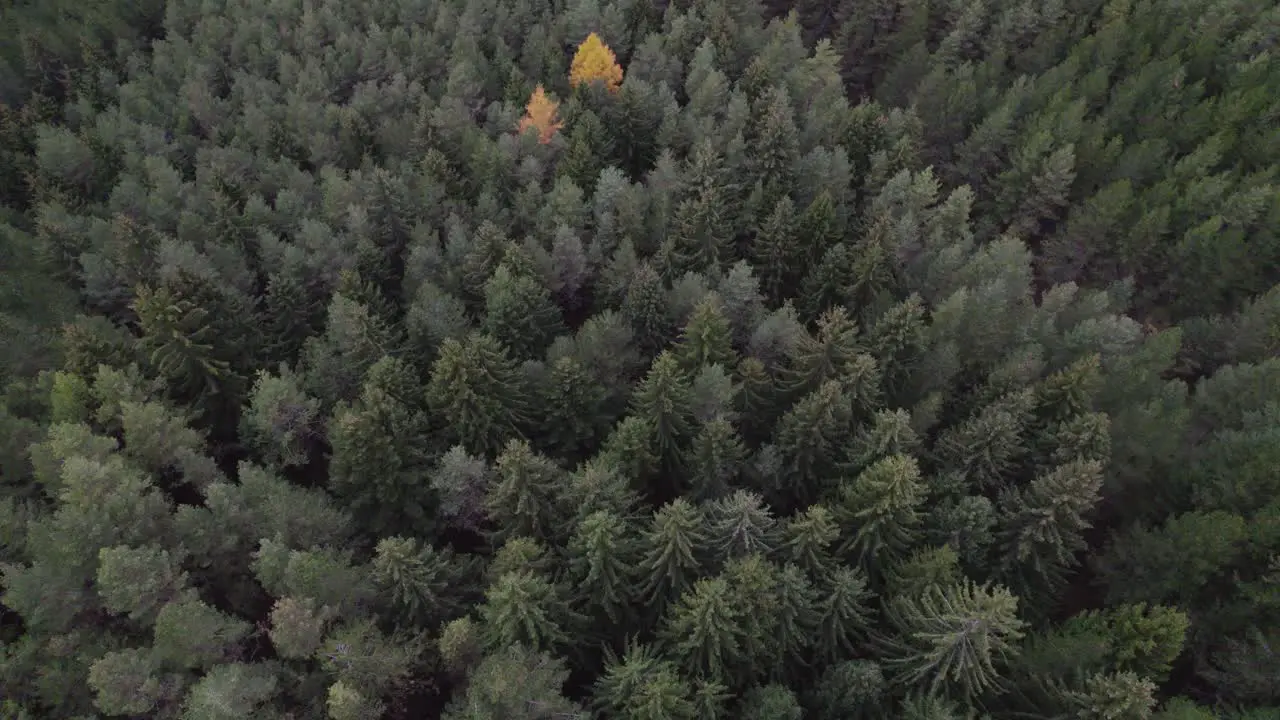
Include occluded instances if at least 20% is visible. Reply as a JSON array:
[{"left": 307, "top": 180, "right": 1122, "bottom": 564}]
[
  {"left": 517, "top": 84, "right": 563, "bottom": 144},
  {"left": 569, "top": 32, "right": 624, "bottom": 93}
]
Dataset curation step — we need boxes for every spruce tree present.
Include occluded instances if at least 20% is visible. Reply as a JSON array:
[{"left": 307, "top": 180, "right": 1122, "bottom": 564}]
[
  {"left": 327, "top": 357, "right": 435, "bottom": 537},
  {"left": 568, "top": 509, "right": 643, "bottom": 627},
  {"left": 814, "top": 565, "right": 874, "bottom": 664},
  {"left": 478, "top": 570, "right": 576, "bottom": 654},
  {"left": 835, "top": 454, "right": 926, "bottom": 570},
  {"left": 485, "top": 440, "right": 566, "bottom": 545},
  {"left": 675, "top": 293, "right": 738, "bottom": 374},
  {"left": 640, "top": 498, "right": 708, "bottom": 609},
  {"left": 660, "top": 576, "right": 746, "bottom": 686},
  {"left": 881, "top": 578, "right": 1028, "bottom": 701},
  {"left": 426, "top": 332, "right": 528, "bottom": 456},
  {"left": 480, "top": 262, "right": 565, "bottom": 360},
  {"left": 631, "top": 351, "right": 695, "bottom": 490},
  {"left": 752, "top": 196, "right": 801, "bottom": 307},
  {"left": 686, "top": 417, "right": 748, "bottom": 502}
]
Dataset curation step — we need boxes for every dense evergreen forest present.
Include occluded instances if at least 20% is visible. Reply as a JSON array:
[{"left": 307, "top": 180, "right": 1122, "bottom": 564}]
[{"left": 1, "top": 0, "right": 1279, "bottom": 717}]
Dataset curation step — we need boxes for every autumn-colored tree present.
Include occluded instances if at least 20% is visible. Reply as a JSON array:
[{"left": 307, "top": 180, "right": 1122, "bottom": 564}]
[
  {"left": 517, "top": 85, "right": 563, "bottom": 144},
  {"left": 570, "top": 33, "right": 624, "bottom": 93}
]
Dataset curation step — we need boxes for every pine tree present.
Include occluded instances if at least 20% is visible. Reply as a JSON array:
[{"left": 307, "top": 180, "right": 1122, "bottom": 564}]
[
  {"left": 269, "top": 596, "right": 337, "bottom": 661},
  {"left": 87, "top": 649, "right": 174, "bottom": 717},
  {"left": 152, "top": 593, "right": 252, "bottom": 670},
  {"left": 181, "top": 663, "right": 280, "bottom": 719},
  {"left": 426, "top": 332, "right": 528, "bottom": 456},
  {"left": 240, "top": 365, "right": 321, "bottom": 470}
]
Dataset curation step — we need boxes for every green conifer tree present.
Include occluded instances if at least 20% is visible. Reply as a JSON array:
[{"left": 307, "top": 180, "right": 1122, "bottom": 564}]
[
  {"left": 641, "top": 498, "right": 708, "bottom": 610},
  {"left": 327, "top": 357, "right": 435, "bottom": 537},
  {"left": 426, "top": 332, "right": 528, "bottom": 456},
  {"left": 481, "top": 263, "right": 565, "bottom": 360},
  {"left": 881, "top": 578, "right": 1028, "bottom": 701},
  {"left": 675, "top": 293, "right": 738, "bottom": 374},
  {"left": 835, "top": 454, "right": 926, "bottom": 570}
]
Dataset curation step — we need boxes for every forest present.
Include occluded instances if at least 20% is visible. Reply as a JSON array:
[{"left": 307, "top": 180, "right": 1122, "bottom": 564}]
[{"left": 0, "top": 0, "right": 1278, "bottom": 717}]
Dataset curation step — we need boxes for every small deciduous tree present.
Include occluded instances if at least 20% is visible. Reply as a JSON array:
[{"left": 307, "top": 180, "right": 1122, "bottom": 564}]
[
  {"left": 517, "top": 84, "right": 563, "bottom": 144},
  {"left": 570, "top": 32, "right": 625, "bottom": 92}
]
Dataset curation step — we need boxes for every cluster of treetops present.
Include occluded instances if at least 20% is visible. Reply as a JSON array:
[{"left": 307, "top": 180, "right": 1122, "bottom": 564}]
[{"left": 0, "top": 0, "right": 1278, "bottom": 717}]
